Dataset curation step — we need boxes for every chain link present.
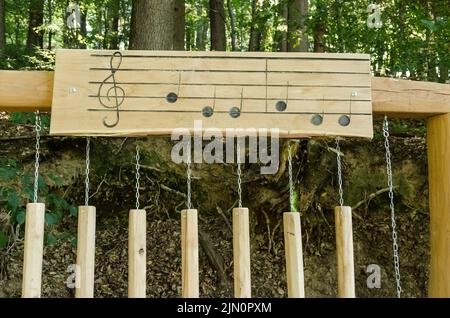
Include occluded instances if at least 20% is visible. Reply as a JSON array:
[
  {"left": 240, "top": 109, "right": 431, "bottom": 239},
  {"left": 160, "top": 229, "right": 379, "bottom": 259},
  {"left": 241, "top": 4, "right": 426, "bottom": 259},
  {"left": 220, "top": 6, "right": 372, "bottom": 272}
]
[
  {"left": 186, "top": 158, "right": 192, "bottom": 210},
  {"left": 335, "top": 139, "right": 344, "bottom": 206},
  {"left": 383, "top": 115, "right": 402, "bottom": 298},
  {"left": 33, "top": 111, "right": 41, "bottom": 203},
  {"left": 288, "top": 143, "right": 295, "bottom": 212},
  {"left": 135, "top": 144, "right": 141, "bottom": 210},
  {"left": 84, "top": 137, "right": 90, "bottom": 206},
  {"left": 237, "top": 144, "right": 242, "bottom": 208}
]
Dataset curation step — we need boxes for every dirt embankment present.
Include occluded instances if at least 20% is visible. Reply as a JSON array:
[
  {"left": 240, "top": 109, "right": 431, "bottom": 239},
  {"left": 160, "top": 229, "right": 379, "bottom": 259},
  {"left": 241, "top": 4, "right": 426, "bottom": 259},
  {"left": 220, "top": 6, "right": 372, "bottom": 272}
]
[{"left": 0, "top": 118, "right": 429, "bottom": 297}]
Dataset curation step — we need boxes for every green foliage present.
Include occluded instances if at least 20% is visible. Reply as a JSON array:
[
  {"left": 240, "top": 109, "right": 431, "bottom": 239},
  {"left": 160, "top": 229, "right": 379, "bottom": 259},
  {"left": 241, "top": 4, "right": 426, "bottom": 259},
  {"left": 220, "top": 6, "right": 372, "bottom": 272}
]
[
  {"left": 291, "top": 190, "right": 299, "bottom": 212},
  {"left": 23, "top": 49, "right": 55, "bottom": 71},
  {"left": 1, "top": 0, "right": 448, "bottom": 80},
  {"left": 9, "top": 112, "right": 50, "bottom": 130},
  {"left": 0, "top": 157, "right": 77, "bottom": 248},
  {"left": 0, "top": 231, "right": 7, "bottom": 249}
]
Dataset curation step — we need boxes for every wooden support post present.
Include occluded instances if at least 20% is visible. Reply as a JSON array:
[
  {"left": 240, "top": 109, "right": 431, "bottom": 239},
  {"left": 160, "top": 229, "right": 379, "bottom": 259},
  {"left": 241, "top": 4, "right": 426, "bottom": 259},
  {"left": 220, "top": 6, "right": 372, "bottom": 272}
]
[
  {"left": 75, "top": 206, "right": 96, "bottom": 298},
  {"left": 283, "top": 212, "right": 305, "bottom": 298},
  {"left": 128, "top": 209, "right": 147, "bottom": 298},
  {"left": 181, "top": 209, "right": 199, "bottom": 298},
  {"left": 22, "top": 203, "right": 45, "bottom": 298},
  {"left": 233, "top": 207, "right": 251, "bottom": 298},
  {"left": 335, "top": 206, "right": 355, "bottom": 298},
  {"left": 427, "top": 113, "right": 450, "bottom": 297}
]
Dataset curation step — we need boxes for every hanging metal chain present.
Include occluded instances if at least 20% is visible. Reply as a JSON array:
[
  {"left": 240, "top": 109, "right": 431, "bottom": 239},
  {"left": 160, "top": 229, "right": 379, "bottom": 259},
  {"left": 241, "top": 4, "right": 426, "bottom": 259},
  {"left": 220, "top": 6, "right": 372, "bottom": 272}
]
[
  {"left": 33, "top": 111, "right": 42, "bottom": 203},
  {"left": 135, "top": 144, "right": 141, "bottom": 210},
  {"left": 84, "top": 137, "right": 90, "bottom": 206},
  {"left": 186, "top": 158, "right": 192, "bottom": 210},
  {"left": 288, "top": 143, "right": 295, "bottom": 212},
  {"left": 335, "top": 139, "right": 344, "bottom": 206},
  {"left": 383, "top": 115, "right": 402, "bottom": 298},
  {"left": 237, "top": 143, "right": 242, "bottom": 208}
]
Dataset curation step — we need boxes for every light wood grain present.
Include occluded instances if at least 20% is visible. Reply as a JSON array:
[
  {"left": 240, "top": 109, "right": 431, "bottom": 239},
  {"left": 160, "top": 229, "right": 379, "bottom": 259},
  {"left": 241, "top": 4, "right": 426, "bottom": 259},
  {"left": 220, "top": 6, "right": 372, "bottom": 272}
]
[
  {"left": 283, "top": 212, "right": 305, "bottom": 298},
  {"left": 21, "top": 203, "right": 45, "bottom": 298},
  {"left": 128, "top": 209, "right": 146, "bottom": 298},
  {"left": 335, "top": 206, "right": 355, "bottom": 298},
  {"left": 427, "top": 114, "right": 450, "bottom": 297},
  {"left": 1, "top": 72, "right": 449, "bottom": 120},
  {"left": 181, "top": 209, "right": 199, "bottom": 298},
  {"left": 47, "top": 49, "right": 372, "bottom": 138},
  {"left": 0, "top": 71, "right": 53, "bottom": 111},
  {"left": 233, "top": 208, "right": 251, "bottom": 298},
  {"left": 372, "top": 77, "right": 450, "bottom": 118},
  {"left": 75, "top": 206, "right": 96, "bottom": 298}
]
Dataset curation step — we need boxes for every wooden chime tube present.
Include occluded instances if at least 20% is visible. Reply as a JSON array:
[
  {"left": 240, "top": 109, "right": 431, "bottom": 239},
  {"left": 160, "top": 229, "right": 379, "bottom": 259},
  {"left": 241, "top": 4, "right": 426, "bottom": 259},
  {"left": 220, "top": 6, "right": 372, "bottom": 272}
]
[
  {"left": 75, "top": 206, "right": 96, "bottom": 298},
  {"left": 128, "top": 209, "right": 147, "bottom": 298},
  {"left": 181, "top": 209, "right": 199, "bottom": 298},
  {"left": 283, "top": 212, "right": 305, "bottom": 298},
  {"left": 233, "top": 207, "right": 251, "bottom": 298},
  {"left": 335, "top": 206, "right": 355, "bottom": 298},
  {"left": 22, "top": 203, "right": 45, "bottom": 298}
]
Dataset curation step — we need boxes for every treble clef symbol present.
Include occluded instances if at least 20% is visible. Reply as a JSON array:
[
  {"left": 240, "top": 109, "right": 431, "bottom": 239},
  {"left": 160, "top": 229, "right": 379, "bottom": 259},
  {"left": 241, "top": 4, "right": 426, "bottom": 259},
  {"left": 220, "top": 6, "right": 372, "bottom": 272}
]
[{"left": 97, "top": 51, "right": 125, "bottom": 128}]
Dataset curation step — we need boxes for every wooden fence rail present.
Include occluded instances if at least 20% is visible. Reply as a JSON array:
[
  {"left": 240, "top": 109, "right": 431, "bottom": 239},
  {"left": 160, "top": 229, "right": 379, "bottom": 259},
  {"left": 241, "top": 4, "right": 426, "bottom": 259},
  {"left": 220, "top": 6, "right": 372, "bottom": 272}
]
[{"left": 1, "top": 70, "right": 449, "bottom": 297}]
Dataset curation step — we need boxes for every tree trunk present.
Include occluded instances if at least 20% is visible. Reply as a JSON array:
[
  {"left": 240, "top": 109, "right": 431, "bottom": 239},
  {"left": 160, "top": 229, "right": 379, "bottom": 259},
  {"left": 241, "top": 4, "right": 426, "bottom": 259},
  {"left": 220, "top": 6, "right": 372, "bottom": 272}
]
[
  {"left": 103, "top": 9, "right": 109, "bottom": 49},
  {"left": 195, "top": 5, "right": 208, "bottom": 51},
  {"left": 313, "top": 1, "right": 326, "bottom": 53},
  {"left": 130, "top": 0, "right": 177, "bottom": 50},
  {"left": 288, "top": 0, "right": 308, "bottom": 52},
  {"left": 47, "top": 0, "right": 52, "bottom": 50},
  {"left": 26, "top": 0, "right": 45, "bottom": 52},
  {"left": 109, "top": 0, "right": 120, "bottom": 50},
  {"left": 226, "top": 0, "right": 237, "bottom": 51},
  {"left": 248, "top": 0, "right": 261, "bottom": 51},
  {"left": 79, "top": 7, "right": 87, "bottom": 49},
  {"left": 280, "top": 1, "right": 288, "bottom": 52},
  {"left": 173, "top": 0, "right": 185, "bottom": 50},
  {"left": 0, "top": 0, "right": 5, "bottom": 54},
  {"left": 209, "top": 0, "right": 226, "bottom": 51}
]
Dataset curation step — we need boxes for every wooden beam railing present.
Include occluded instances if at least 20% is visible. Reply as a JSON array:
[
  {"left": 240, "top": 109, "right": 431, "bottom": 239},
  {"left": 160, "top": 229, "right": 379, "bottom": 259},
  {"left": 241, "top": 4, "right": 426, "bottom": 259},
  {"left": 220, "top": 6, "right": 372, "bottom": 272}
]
[
  {"left": 1, "top": 71, "right": 449, "bottom": 117},
  {"left": 1, "top": 70, "right": 449, "bottom": 297}
]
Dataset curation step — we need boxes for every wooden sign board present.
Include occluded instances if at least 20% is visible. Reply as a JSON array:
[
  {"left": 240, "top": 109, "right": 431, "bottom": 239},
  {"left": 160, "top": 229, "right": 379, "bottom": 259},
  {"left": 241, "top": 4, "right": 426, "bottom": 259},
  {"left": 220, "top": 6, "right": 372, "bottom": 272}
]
[{"left": 49, "top": 49, "right": 373, "bottom": 138}]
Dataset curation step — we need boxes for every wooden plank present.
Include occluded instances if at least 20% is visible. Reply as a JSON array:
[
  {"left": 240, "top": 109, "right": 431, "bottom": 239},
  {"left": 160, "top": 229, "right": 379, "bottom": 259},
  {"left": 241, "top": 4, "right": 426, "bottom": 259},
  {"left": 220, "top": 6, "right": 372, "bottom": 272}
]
[
  {"left": 372, "top": 77, "right": 450, "bottom": 118},
  {"left": 335, "top": 206, "right": 355, "bottom": 298},
  {"left": 22, "top": 203, "right": 45, "bottom": 298},
  {"left": 1, "top": 72, "right": 449, "bottom": 120},
  {"left": 181, "top": 209, "right": 199, "bottom": 298},
  {"left": 86, "top": 84, "right": 372, "bottom": 101},
  {"left": 427, "top": 114, "right": 450, "bottom": 297},
  {"left": 89, "top": 56, "right": 369, "bottom": 73},
  {"left": 283, "top": 212, "right": 305, "bottom": 298},
  {"left": 75, "top": 206, "right": 96, "bottom": 298},
  {"left": 0, "top": 71, "right": 53, "bottom": 111},
  {"left": 233, "top": 207, "right": 251, "bottom": 298},
  {"left": 86, "top": 70, "right": 370, "bottom": 86},
  {"left": 86, "top": 50, "right": 370, "bottom": 60},
  {"left": 128, "top": 209, "right": 146, "bottom": 298},
  {"left": 48, "top": 49, "right": 372, "bottom": 138}
]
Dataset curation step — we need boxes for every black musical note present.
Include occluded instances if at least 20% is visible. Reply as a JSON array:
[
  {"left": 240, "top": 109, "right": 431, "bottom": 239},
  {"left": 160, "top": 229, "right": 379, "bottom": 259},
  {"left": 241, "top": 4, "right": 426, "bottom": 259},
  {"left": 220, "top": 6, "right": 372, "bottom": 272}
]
[
  {"left": 275, "top": 81, "right": 289, "bottom": 112},
  {"left": 229, "top": 88, "right": 243, "bottom": 118},
  {"left": 202, "top": 87, "right": 216, "bottom": 118},
  {"left": 338, "top": 91, "right": 355, "bottom": 127},
  {"left": 166, "top": 72, "right": 182, "bottom": 103},
  {"left": 97, "top": 51, "right": 125, "bottom": 128},
  {"left": 311, "top": 95, "right": 324, "bottom": 126}
]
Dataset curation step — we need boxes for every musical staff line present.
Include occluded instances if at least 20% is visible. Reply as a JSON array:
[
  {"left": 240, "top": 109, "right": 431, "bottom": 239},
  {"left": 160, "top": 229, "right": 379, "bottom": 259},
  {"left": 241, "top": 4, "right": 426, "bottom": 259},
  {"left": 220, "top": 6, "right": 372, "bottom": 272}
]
[
  {"left": 87, "top": 51, "right": 372, "bottom": 129},
  {"left": 89, "top": 67, "right": 368, "bottom": 75},
  {"left": 88, "top": 81, "right": 371, "bottom": 89},
  {"left": 90, "top": 54, "right": 370, "bottom": 61},
  {"left": 86, "top": 108, "right": 372, "bottom": 115},
  {"left": 88, "top": 95, "right": 371, "bottom": 102}
]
